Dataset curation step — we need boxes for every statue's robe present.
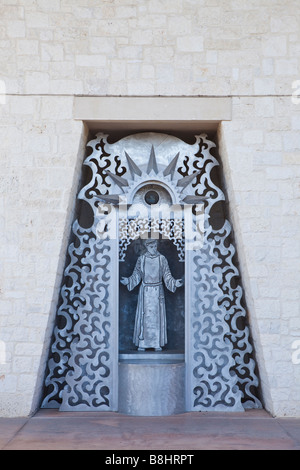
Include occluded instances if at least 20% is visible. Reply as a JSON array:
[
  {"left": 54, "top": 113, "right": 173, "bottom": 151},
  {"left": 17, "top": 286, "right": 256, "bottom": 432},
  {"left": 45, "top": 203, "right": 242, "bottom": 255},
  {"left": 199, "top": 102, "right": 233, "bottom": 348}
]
[{"left": 126, "top": 253, "right": 177, "bottom": 349}]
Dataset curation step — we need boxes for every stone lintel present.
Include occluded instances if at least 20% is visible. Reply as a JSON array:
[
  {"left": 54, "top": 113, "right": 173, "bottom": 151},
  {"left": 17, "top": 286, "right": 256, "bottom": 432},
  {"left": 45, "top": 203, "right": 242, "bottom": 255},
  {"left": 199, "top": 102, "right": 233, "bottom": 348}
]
[{"left": 73, "top": 96, "right": 232, "bottom": 133}]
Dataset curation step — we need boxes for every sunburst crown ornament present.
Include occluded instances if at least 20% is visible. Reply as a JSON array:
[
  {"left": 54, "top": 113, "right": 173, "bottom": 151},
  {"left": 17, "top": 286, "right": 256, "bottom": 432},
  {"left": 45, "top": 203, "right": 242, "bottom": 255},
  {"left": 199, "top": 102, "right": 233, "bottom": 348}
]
[{"left": 95, "top": 145, "right": 207, "bottom": 207}]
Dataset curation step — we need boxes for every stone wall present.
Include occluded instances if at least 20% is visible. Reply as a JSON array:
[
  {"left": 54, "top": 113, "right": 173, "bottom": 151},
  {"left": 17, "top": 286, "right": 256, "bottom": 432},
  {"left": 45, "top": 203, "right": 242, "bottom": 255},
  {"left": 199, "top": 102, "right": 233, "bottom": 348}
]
[
  {"left": 219, "top": 95, "right": 300, "bottom": 417},
  {"left": 0, "top": 0, "right": 299, "bottom": 416}
]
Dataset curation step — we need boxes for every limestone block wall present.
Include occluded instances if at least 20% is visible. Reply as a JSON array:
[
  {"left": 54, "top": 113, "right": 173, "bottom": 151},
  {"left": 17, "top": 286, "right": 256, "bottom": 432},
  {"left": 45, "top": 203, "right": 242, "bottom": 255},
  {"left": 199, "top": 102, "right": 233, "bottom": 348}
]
[
  {"left": 0, "top": 0, "right": 299, "bottom": 416},
  {"left": 0, "top": 95, "right": 87, "bottom": 416},
  {"left": 219, "top": 96, "right": 300, "bottom": 417}
]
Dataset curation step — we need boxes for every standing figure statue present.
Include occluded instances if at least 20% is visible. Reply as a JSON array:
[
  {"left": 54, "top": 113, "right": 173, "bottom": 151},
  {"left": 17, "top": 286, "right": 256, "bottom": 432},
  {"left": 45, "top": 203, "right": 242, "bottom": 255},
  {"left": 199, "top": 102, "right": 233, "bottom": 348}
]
[{"left": 121, "top": 239, "right": 183, "bottom": 351}]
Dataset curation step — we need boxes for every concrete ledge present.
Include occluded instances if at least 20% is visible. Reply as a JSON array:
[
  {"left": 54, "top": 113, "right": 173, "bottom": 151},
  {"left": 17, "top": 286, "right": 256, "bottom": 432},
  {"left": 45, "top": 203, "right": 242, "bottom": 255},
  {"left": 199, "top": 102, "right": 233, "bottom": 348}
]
[
  {"left": 119, "top": 350, "right": 184, "bottom": 363},
  {"left": 73, "top": 96, "right": 232, "bottom": 132}
]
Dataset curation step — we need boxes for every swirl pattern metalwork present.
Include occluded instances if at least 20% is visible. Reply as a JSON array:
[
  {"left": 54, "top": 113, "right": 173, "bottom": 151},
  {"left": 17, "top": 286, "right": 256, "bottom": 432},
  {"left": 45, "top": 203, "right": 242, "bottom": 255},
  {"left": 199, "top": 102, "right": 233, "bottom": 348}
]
[
  {"left": 42, "top": 131, "right": 261, "bottom": 412},
  {"left": 42, "top": 136, "right": 119, "bottom": 411}
]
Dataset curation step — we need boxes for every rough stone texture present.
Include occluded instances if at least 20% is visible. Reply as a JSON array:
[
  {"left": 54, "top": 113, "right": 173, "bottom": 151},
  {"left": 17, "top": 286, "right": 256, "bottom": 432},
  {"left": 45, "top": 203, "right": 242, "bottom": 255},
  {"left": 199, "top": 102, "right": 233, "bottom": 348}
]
[
  {"left": 0, "top": 0, "right": 299, "bottom": 97},
  {"left": 0, "top": 95, "right": 88, "bottom": 416},
  {"left": 218, "top": 96, "right": 300, "bottom": 417},
  {"left": 0, "top": 0, "right": 299, "bottom": 417}
]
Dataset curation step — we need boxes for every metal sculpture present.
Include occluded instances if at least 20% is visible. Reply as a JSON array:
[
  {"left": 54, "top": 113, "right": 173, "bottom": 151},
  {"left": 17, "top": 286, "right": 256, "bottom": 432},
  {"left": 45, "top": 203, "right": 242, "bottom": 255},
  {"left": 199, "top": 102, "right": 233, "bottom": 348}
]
[{"left": 41, "top": 132, "right": 261, "bottom": 412}]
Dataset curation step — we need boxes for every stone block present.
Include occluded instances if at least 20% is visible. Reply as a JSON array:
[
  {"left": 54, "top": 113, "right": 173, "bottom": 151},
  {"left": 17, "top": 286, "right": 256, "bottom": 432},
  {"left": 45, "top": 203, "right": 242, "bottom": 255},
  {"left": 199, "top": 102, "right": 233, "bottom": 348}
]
[
  {"left": 89, "top": 37, "right": 116, "bottom": 55},
  {"left": 270, "top": 15, "right": 299, "bottom": 33},
  {"left": 6, "top": 20, "right": 25, "bottom": 38},
  {"left": 40, "top": 96, "right": 73, "bottom": 120},
  {"left": 167, "top": 16, "right": 191, "bottom": 35},
  {"left": 75, "top": 54, "right": 107, "bottom": 67},
  {"left": 0, "top": 374, "right": 17, "bottom": 393},
  {"left": 255, "top": 97, "right": 275, "bottom": 117},
  {"left": 17, "top": 39, "right": 39, "bottom": 55},
  {"left": 24, "top": 72, "right": 50, "bottom": 94},
  {"left": 130, "top": 29, "right": 153, "bottom": 45},
  {"left": 291, "top": 115, "right": 300, "bottom": 130},
  {"left": 275, "top": 59, "right": 298, "bottom": 76},
  {"left": 243, "top": 129, "right": 264, "bottom": 145},
  {"left": 262, "top": 36, "right": 287, "bottom": 57},
  {"left": 26, "top": 12, "right": 49, "bottom": 29},
  {"left": 254, "top": 78, "right": 275, "bottom": 95},
  {"left": 37, "top": 0, "right": 61, "bottom": 11},
  {"left": 115, "top": 6, "right": 136, "bottom": 18},
  {"left": 177, "top": 36, "right": 204, "bottom": 52},
  {"left": 41, "top": 43, "right": 64, "bottom": 61}
]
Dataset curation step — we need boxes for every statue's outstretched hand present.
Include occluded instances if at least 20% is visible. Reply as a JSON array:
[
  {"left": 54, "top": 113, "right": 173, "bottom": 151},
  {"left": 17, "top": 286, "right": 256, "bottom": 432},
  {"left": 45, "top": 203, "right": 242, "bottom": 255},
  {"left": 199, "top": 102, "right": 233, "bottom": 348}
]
[
  {"left": 175, "top": 279, "right": 183, "bottom": 288},
  {"left": 120, "top": 277, "right": 129, "bottom": 286}
]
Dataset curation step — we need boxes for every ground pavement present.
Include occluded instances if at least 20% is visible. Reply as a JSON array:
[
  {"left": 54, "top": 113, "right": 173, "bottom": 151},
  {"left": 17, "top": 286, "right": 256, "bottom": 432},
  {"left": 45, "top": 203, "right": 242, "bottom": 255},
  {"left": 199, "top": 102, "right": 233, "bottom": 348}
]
[{"left": 0, "top": 409, "right": 299, "bottom": 451}]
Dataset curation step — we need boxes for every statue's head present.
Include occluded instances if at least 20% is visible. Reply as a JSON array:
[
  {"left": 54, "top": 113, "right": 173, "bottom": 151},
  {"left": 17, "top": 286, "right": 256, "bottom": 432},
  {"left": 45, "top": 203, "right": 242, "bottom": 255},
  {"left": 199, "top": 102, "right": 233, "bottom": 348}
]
[{"left": 143, "top": 239, "right": 158, "bottom": 255}]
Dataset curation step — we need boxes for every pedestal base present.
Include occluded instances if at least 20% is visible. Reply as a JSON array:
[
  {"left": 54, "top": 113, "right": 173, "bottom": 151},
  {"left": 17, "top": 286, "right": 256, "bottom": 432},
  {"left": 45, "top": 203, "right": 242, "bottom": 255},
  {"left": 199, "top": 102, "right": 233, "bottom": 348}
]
[{"left": 118, "top": 360, "right": 185, "bottom": 416}]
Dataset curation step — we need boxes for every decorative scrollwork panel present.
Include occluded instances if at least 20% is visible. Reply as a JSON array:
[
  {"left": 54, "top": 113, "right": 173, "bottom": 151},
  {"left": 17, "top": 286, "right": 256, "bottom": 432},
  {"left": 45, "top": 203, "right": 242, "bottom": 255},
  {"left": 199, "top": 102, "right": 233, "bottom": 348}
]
[{"left": 42, "top": 131, "right": 262, "bottom": 412}]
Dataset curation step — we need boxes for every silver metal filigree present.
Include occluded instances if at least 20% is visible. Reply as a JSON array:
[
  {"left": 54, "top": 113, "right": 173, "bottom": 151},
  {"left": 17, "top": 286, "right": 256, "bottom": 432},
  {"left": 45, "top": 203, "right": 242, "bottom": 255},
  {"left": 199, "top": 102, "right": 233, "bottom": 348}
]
[{"left": 42, "top": 132, "right": 261, "bottom": 412}]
